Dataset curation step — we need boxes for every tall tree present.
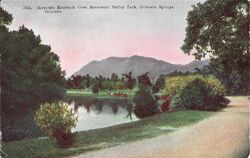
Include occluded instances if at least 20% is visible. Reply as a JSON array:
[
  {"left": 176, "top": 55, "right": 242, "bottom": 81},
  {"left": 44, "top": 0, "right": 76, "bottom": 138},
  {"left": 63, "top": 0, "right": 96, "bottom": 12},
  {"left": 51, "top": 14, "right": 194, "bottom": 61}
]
[
  {"left": 181, "top": 0, "right": 250, "bottom": 95},
  {"left": 122, "top": 71, "right": 136, "bottom": 90},
  {"left": 85, "top": 74, "right": 91, "bottom": 89},
  {"left": 91, "top": 78, "right": 100, "bottom": 94},
  {"left": 152, "top": 75, "right": 165, "bottom": 93},
  {"left": 137, "top": 72, "right": 152, "bottom": 87},
  {"left": 111, "top": 73, "right": 119, "bottom": 81},
  {"left": 1, "top": 8, "right": 66, "bottom": 140}
]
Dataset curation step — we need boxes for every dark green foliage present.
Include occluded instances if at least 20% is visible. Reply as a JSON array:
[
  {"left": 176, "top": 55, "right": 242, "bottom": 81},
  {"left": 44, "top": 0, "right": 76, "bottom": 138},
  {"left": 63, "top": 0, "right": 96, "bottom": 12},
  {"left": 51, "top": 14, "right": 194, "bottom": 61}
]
[
  {"left": 167, "top": 75, "right": 228, "bottom": 111},
  {"left": 91, "top": 80, "right": 100, "bottom": 94},
  {"left": 1, "top": 26, "right": 66, "bottom": 112},
  {"left": 168, "top": 70, "right": 192, "bottom": 77},
  {"left": 67, "top": 73, "right": 127, "bottom": 91},
  {"left": 152, "top": 75, "right": 165, "bottom": 93},
  {"left": 197, "top": 64, "right": 249, "bottom": 95},
  {"left": 133, "top": 84, "right": 159, "bottom": 118},
  {"left": 96, "top": 76, "right": 104, "bottom": 90},
  {"left": 209, "top": 61, "right": 249, "bottom": 95},
  {"left": 68, "top": 75, "right": 83, "bottom": 89},
  {"left": 137, "top": 72, "right": 152, "bottom": 87},
  {"left": 1, "top": 8, "right": 66, "bottom": 141},
  {"left": 0, "top": 7, "right": 13, "bottom": 26},
  {"left": 173, "top": 79, "right": 208, "bottom": 110},
  {"left": 52, "top": 130, "right": 76, "bottom": 148},
  {"left": 122, "top": 71, "right": 136, "bottom": 90},
  {"left": 103, "top": 80, "right": 116, "bottom": 91},
  {"left": 181, "top": 0, "right": 250, "bottom": 95},
  {"left": 169, "top": 93, "right": 183, "bottom": 109}
]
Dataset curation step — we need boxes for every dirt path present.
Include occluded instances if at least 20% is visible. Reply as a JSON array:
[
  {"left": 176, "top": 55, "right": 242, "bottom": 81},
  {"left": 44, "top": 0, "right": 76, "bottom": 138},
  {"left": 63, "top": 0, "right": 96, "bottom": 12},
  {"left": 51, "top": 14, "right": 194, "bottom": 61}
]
[{"left": 72, "top": 97, "right": 249, "bottom": 158}]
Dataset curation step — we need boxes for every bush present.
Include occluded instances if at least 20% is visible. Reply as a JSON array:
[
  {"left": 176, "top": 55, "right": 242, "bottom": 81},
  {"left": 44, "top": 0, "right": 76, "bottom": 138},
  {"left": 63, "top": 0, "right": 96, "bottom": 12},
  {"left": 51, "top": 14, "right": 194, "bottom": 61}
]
[
  {"left": 133, "top": 84, "right": 159, "bottom": 118},
  {"left": 160, "top": 98, "right": 170, "bottom": 112},
  {"left": 164, "top": 75, "right": 228, "bottom": 111},
  {"left": 204, "top": 76, "right": 229, "bottom": 110},
  {"left": 34, "top": 102, "right": 77, "bottom": 148},
  {"left": 164, "top": 75, "right": 200, "bottom": 98},
  {"left": 170, "top": 92, "right": 183, "bottom": 109},
  {"left": 173, "top": 78, "right": 208, "bottom": 110}
]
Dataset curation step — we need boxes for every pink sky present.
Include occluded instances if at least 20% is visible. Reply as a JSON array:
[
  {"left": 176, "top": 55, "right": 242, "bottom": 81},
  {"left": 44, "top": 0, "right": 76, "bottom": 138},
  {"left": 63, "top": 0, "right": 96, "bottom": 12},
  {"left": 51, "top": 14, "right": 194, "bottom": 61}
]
[{"left": 2, "top": 0, "right": 201, "bottom": 76}]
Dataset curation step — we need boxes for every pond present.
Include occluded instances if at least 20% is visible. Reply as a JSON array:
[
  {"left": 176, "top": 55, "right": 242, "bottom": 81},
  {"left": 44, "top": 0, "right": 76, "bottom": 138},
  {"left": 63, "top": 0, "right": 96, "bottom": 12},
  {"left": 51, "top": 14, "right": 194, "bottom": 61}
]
[{"left": 64, "top": 96, "right": 139, "bottom": 131}]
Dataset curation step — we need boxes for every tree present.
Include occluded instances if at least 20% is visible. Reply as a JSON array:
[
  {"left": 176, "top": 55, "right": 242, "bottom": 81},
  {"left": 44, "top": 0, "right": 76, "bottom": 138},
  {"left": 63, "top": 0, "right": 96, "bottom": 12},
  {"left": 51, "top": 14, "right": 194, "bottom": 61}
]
[
  {"left": 85, "top": 74, "right": 91, "bottom": 89},
  {"left": 2, "top": 26, "right": 66, "bottom": 112},
  {"left": 111, "top": 73, "right": 119, "bottom": 81},
  {"left": 103, "top": 80, "right": 115, "bottom": 91},
  {"left": 196, "top": 64, "right": 248, "bottom": 95},
  {"left": 122, "top": 71, "right": 136, "bottom": 90},
  {"left": 70, "top": 75, "right": 82, "bottom": 89},
  {"left": 97, "top": 75, "right": 104, "bottom": 90},
  {"left": 91, "top": 79, "right": 100, "bottom": 94},
  {"left": 133, "top": 84, "right": 159, "bottom": 118},
  {"left": 1, "top": 8, "right": 66, "bottom": 141},
  {"left": 137, "top": 72, "right": 152, "bottom": 87},
  {"left": 0, "top": 7, "right": 13, "bottom": 26},
  {"left": 34, "top": 102, "right": 77, "bottom": 148},
  {"left": 152, "top": 75, "right": 165, "bottom": 93},
  {"left": 181, "top": 0, "right": 250, "bottom": 95}
]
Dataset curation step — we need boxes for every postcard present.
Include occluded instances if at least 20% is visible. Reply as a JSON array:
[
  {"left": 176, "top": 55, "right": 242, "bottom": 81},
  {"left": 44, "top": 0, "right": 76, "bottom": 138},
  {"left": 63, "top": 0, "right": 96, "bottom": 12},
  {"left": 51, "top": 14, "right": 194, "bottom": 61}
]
[{"left": 1, "top": 0, "right": 249, "bottom": 157}]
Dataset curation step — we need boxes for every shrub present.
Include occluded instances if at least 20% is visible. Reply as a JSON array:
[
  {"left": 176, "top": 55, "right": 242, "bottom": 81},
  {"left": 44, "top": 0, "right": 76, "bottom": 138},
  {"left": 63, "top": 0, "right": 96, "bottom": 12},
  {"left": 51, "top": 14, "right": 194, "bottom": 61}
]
[
  {"left": 164, "top": 75, "right": 202, "bottom": 98},
  {"left": 160, "top": 98, "right": 170, "bottom": 112},
  {"left": 170, "top": 92, "right": 183, "bottom": 109},
  {"left": 204, "top": 76, "right": 229, "bottom": 110},
  {"left": 34, "top": 102, "right": 77, "bottom": 148},
  {"left": 165, "top": 75, "right": 228, "bottom": 111},
  {"left": 205, "top": 76, "right": 225, "bottom": 96},
  {"left": 172, "top": 78, "right": 208, "bottom": 110},
  {"left": 133, "top": 84, "right": 159, "bottom": 118}
]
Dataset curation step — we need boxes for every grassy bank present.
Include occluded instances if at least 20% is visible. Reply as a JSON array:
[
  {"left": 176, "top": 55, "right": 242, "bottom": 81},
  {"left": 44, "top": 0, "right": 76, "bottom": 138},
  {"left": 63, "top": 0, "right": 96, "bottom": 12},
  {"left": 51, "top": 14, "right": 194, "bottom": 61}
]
[
  {"left": 3, "top": 110, "right": 214, "bottom": 158},
  {"left": 66, "top": 89, "right": 162, "bottom": 98},
  {"left": 66, "top": 89, "right": 135, "bottom": 98}
]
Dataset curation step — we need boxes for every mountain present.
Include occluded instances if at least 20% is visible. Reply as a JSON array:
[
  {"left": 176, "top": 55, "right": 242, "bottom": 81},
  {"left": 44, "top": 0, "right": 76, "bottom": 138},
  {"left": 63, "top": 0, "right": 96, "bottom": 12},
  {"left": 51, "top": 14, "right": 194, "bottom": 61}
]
[{"left": 74, "top": 55, "right": 209, "bottom": 80}]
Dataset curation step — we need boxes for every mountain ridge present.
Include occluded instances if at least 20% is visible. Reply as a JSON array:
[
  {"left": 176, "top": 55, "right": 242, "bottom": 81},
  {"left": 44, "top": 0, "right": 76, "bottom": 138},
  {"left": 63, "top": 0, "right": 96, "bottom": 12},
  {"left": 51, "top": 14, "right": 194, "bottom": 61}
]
[{"left": 74, "top": 55, "right": 209, "bottom": 80}]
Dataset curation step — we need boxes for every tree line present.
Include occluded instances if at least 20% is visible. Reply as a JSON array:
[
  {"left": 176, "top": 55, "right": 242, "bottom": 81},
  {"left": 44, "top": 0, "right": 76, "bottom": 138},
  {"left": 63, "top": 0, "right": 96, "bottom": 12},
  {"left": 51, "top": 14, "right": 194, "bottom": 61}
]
[
  {"left": 67, "top": 65, "right": 250, "bottom": 96},
  {"left": 66, "top": 71, "right": 156, "bottom": 93}
]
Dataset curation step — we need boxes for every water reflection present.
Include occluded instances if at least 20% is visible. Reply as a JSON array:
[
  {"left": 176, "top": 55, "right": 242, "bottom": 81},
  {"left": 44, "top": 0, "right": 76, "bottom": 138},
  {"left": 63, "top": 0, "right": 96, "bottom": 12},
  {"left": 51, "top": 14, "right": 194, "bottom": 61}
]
[{"left": 63, "top": 96, "right": 138, "bottom": 131}]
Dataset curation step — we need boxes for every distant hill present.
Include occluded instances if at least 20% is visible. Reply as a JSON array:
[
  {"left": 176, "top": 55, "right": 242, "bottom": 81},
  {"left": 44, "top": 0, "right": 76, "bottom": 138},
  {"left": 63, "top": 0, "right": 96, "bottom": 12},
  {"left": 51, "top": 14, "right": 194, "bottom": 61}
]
[{"left": 74, "top": 55, "right": 209, "bottom": 80}]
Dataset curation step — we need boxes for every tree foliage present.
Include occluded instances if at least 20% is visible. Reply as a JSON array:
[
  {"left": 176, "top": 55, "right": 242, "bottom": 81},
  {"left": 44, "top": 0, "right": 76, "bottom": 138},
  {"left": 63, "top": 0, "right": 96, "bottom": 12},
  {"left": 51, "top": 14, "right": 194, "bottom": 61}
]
[
  {"left": 164, "top": 75, "right": 229, "bottom": 111},
  {"left": 152, "top": 75, "right": 165, "bottom": 93},
  {"left": 137, "top": 72, "right": 152, "bottom": 87},
  {"left": 34, "top": 102, "right": 77, "bottom": 148},
  {"left": 91, "top": 78, "right": 100, "bottom": 94},
  {"left": 1, "top": 25, "right": 66, "bottom": 113},
  {"left": 0, "top": 7, "right": 13, "bottom": 26},
  {"left": 181, "top": 0, "right": 250, "bottom": 95},
  {"left": 122, "top": 71, "right": 136, "bottom": 90},
  {"left": 1, "top": 8, "right": 66, "bottom": 141},
  {"left": 133, "top": 84, "right": 159, "bottom": 118}
]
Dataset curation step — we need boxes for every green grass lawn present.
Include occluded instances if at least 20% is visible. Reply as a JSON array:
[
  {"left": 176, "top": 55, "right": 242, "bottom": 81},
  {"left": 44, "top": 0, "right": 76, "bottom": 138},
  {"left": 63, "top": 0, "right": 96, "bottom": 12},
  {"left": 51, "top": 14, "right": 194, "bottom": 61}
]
[
  {"left": 2, "top": 110, "right": 214, "bottom": 158},
  {"left": 66, "top": 89, "right": 162, "bottom": 98},
  {"left": 66, "top": 89, "right": 135, "bottom": 98}
]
